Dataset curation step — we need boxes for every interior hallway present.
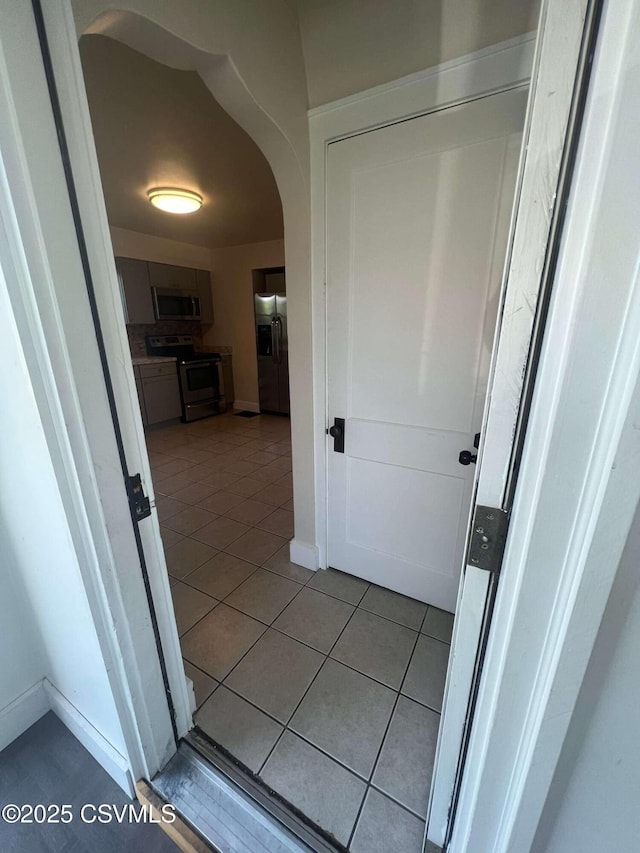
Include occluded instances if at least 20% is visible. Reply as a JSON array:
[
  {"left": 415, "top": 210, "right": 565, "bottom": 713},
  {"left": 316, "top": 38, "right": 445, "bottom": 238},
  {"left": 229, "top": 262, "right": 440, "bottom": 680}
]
[{"left": 149, "top": 412, "right": 452, "bottom": 850}]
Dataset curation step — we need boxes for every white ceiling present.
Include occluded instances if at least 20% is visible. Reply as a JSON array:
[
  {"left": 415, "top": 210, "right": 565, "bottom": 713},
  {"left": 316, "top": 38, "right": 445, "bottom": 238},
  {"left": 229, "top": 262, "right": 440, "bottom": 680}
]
[
  {"left": 79, "top": 34, "right": 284, "bottom": 249},
  {"left": 295, "top": 0, "right": 541, "bottom": 107},
  {"left": 80, "top": 2, "right": 540, "bottom": 249}
]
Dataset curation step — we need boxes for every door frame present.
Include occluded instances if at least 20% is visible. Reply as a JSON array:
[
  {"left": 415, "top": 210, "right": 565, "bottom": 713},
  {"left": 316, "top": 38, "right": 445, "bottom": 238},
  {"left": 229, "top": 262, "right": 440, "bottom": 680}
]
[
  {"left": 429, "top": 0, "right": 599, "bottom": 843},
  {"left": 0, "top": 0, "right": 183, "bottom": 788},
  {"left": 446, "top": 0, "right": 640, "bottom": 847},
  {"left": 309, "top": 32, "right": 537, "bottom": 571},
  {"left": 6, "top": 0, "right": 640, "bottom": 848}
]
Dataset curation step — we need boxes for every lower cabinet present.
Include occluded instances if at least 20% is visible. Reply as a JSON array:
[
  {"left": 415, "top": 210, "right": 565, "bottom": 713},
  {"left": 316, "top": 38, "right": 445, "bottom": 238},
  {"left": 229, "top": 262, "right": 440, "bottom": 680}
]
[{"left": 134, "top": 362, "right": 182, "bottom": 426}]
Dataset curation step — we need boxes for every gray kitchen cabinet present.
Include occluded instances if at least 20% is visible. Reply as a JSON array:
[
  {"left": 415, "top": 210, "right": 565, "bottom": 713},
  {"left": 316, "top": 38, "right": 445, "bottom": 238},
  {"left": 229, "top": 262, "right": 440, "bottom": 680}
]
[
  {"left": 116, "top": 257, "right": 155, "bottom": 324},
  {"left": 196, "top": 268, "right": 214, "bottom": 323},
  {"left": 148, "top": 261, "right": 197, "bottom": 292},
  {"left": 136, "top": 362, "right": 182, "bottom": 425}
]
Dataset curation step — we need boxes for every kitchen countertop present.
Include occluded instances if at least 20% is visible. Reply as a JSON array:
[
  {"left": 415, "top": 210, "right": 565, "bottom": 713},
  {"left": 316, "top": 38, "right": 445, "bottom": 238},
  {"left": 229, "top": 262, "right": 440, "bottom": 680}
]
[{"left": 132, "top": 356, "right": 177, "bottom": 366}]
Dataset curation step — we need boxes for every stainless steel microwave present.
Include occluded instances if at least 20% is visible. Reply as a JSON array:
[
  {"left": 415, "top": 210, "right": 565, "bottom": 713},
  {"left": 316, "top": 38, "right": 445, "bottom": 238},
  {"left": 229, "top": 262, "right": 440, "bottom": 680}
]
[{"left": 152, "top": 286, "right": 201, "bottom": 321}]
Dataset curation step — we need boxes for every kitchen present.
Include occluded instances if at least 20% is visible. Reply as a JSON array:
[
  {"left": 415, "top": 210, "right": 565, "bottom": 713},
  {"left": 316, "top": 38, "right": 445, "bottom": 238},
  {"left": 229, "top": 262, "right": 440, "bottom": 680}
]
[{"left": 80, "top": 31, "right": 289, "bottom": 426}]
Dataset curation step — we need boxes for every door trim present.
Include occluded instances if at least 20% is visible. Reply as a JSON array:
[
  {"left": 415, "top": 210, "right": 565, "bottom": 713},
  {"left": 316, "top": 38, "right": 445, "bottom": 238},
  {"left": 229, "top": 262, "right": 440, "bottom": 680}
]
[
  {"left": 309, "top": 33, "right": 536, "bottom": 571},
  {"left": 428, "top": 0, "right": 601, "bottom": 843},
  {"left": 0, "top": 1, "right": 179, "bottom": 785},
  {"left": 31, "top": 0, "right": 179, "bottom": 745},
  {"left": 38, "top": 0, "right": 193, "bottom": 748},
  {"left": 448, "top": 0, "right": 640, "bottom": 848}
]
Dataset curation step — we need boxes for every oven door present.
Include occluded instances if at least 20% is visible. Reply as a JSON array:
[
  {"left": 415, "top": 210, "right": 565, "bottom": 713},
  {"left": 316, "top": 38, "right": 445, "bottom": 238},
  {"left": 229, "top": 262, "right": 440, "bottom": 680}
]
[
  {"left": 152, "top": 287, "right": 201, "bottom": 321},
  {"left": 179, "top": 360, "right": 219, "bottom": 404}
]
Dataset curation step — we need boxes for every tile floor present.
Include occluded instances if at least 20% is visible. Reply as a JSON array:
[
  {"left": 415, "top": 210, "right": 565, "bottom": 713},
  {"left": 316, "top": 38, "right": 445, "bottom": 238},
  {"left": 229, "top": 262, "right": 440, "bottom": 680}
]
[{"left": 148, "top": 412, "right": 452, "bottom": 852}]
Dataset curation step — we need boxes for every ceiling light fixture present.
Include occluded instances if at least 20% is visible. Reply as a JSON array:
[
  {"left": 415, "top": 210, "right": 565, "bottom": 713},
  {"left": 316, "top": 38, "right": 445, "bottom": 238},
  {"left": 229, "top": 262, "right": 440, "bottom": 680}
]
[{"left": 147, "top": 187, "right": 203, "bottom": 214}]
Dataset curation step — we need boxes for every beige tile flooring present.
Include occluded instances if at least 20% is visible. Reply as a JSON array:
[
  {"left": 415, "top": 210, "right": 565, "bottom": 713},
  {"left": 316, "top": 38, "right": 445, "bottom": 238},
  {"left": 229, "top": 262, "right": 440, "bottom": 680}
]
[{"left": 148, "top": 412, "right": 452, "bottom": 851}]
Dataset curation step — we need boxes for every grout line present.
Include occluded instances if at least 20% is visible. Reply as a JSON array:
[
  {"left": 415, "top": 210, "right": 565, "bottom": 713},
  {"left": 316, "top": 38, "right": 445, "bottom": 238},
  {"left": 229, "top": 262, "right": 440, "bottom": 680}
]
[
  {"left": 207, "top": 563, "right": 317, "bottom": 693},
  {"left": 255, "top": 588, "right": 380, "bottom": 792},
  {"left": 192, "top": 565, "right": 316, "bottom": 708},
  {"left": 357, "top": 602, "right": 424, "bottom": 632},
  {"left": 257, "top": 728, "right": 287, "bottom": 778},
  {"left": 367, "top": 782, "right": 429, "bottom": 823},
  {"left": 176, "top": 599, "right": 221, "bottom": 640},
  {"left": 175, "top": 548, "right": 448, "bottom": 711},
  {"left": 254, "top": 583, "right": 366, "bottom": 776},
  {"left": 174, "top": 586, "right": 447, "bottom": 718},
  {"left": 345, "top": 626, "right": 423, "bottom": 849},
  {"left": 156, "top": 418, "right": 441, "bottom": 845}
]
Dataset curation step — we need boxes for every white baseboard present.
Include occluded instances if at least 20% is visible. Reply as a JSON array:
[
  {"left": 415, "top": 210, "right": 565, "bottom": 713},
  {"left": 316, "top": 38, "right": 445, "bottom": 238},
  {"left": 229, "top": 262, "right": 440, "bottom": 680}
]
[
  {"left": 289, "top": 539, "right": 319, "bottom": 571},
  {"left": 0, "top": 680, "right": 49, "bottom": 752},
  {"left": 233, "top": 400, "right": 260, "bottom": 413},
  {"left": 44, "top": 680, "right": 134, "bottom": 796},
  {"left": 186, "top": 676, "right": 197, "bottom": 715}
]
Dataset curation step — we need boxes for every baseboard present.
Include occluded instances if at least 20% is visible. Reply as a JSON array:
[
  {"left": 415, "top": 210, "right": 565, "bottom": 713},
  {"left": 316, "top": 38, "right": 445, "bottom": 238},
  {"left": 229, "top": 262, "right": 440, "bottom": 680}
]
[
  {"left": 289, "top": 539, "right": 319, "bottom": 571},
  {"left": 0, "top": 680, "right": 49, "bottom": 752},
  {"left": 185, "top": 676, "right": 196, "bottom": 715},
  {"left": 44, "top": 679, "right": 134, "bottom": 796},
  {"left": 233, "top": 400, "right": 260, "bottom": 413}
]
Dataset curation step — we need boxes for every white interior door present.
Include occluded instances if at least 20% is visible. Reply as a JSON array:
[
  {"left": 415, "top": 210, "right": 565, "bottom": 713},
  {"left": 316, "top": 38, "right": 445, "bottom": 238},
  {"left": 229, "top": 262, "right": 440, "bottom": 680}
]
[{"left": 326, "top": 88, "right": 527, "bottom": 611}]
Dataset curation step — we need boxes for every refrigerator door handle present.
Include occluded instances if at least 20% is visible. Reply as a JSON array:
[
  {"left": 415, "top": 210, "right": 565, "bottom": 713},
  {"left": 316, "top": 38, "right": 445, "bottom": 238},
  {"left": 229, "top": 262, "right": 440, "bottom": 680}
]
[
  {"left": 275, "top": 316, "right": 283, "bottom": 365},
  {"left": 271, "top": 317, "right": 279, "bottom": 364}
]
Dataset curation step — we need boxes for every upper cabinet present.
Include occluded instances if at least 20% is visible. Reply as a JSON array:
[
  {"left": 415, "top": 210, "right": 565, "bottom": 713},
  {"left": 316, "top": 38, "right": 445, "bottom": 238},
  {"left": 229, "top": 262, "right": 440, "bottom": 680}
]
[
  {"left": 196, "top": 268, "right": 214, "bottom": 324},
  {"left": 115, "top": 256, "right": 155, "bottom": 324},
  {"left": 148, "top": 261, "right": 197, "bottom": 291},
  {"left": 116, "top": 257, "right": 213, "bottom": 325}
]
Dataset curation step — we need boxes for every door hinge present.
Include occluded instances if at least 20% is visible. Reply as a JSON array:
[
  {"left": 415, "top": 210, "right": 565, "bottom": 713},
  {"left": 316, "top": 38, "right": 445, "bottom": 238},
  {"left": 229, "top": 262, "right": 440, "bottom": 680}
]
[
  {"left": 126, "top": 473, "right": 151, "bottom": 522},
  {"left": 467, "top": 505, "right": 509, "bottom": 574}
]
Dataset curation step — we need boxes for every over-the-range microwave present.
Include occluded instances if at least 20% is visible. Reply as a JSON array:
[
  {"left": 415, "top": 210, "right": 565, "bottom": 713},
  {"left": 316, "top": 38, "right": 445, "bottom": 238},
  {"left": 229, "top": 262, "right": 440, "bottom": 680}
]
[{"left": 152, "top": 286, "right": 201, "bottom": 321}]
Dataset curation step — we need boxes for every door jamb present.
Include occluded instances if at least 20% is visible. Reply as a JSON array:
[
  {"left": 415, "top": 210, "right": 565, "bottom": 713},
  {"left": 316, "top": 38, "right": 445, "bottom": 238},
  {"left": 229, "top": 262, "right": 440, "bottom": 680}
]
[
  {"left": 31, "top": 0, "right": 179, "bottom": 746},
  {"left": 0, "top": 1, "right": 180, "bottom": 786},
  {"left": 448, "top": 0, "right": 640, "bottom": 848},
  {"left": 34, "top": 0, "right": 194, "bottom": 761},
  {"left": 429, "top": 0, "right": 600, "bottom": 843}
]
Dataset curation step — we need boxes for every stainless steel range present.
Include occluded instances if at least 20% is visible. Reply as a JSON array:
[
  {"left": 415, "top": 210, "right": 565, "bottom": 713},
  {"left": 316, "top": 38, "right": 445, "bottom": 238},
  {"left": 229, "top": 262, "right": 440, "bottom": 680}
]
[{"left": 146, "top": 335, "right": 226, "bottom": 422}]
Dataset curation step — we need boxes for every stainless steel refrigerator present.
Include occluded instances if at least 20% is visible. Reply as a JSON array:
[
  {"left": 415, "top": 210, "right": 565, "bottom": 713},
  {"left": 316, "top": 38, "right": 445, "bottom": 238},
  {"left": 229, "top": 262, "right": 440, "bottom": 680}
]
[{"left": 254, "top": 293, "right": 290, "bottom": 414}]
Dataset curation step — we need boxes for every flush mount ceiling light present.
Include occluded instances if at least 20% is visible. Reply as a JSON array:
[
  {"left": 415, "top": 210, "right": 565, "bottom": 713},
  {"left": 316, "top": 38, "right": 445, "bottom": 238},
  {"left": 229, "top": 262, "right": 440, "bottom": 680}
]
[{"left": 147, "top": 187, "right": 203, "bottom": 214}]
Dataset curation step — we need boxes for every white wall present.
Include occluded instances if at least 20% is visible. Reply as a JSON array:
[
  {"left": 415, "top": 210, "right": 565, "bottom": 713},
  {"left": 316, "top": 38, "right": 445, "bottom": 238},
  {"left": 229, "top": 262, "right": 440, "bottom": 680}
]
[
  {"left": 204, "top": 239, "right": 285, "bottom": 407},
  {"left": 296, "top": 0, "right": 540, "bottom": 106},
  {"left": 110, "top": 225, "right": 212, "bottom": 269},
  {"left": 0, "top": 274, "right": 127, "bottom": 763},
  {"left": 532, "top": 499, "right": 640, "bottom": 853},
  {"left": 0, "top": 554, "right": 47, "bottom": 750}
]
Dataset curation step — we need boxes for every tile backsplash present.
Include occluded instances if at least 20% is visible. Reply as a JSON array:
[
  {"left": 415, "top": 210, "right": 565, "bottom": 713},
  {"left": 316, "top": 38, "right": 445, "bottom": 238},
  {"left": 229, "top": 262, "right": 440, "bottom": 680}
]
[
  {"left": 126, "top": 323, "right": 232, "bottom": 358},
  {"left": 126, "top": 322, "right": 204, "bottom": 358}
]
